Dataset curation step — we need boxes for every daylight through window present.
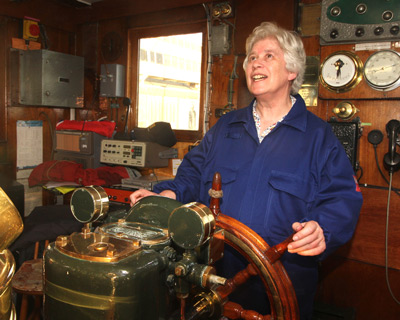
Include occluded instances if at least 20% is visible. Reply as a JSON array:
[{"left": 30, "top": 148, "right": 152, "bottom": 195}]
[{"left": 137, "top": 33, "right": 203, "bottom": 131}]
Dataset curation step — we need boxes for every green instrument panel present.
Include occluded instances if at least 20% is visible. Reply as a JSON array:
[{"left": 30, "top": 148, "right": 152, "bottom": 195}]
[{"left": 327, "top": 0, "right": 399, "bottom": 25}]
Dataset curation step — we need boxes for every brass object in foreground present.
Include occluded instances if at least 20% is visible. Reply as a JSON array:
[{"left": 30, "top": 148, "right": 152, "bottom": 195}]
[
  {"left": 44, "top": 178, "right": 298, "bottom": 319},
  {"left": 0, "top": 250, "right": 17, "bottom": 320},
  {"left": 0, "top": 187, "right": 23, "bottom": 320},
  {"left": 0, "top": 188, "right": 23, "bottom": 251}
]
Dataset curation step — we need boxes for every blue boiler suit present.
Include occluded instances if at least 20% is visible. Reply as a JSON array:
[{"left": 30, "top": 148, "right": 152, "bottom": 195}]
[{"left": 154, "top": 94, "right": 363, "bottom": 319}]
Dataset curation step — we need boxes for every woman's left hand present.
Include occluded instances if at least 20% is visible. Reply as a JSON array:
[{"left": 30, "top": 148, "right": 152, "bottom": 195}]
[{"left": 287, "top": 221, "right": 326, "bottom": 256}]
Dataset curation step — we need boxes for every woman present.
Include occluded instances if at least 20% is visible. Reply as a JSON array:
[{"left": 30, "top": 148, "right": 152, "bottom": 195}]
[{"left": 130, "top": 22, "right": 363, "bottom": 319}]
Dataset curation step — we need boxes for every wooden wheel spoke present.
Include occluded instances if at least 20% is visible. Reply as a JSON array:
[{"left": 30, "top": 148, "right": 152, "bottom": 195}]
[
  {"left": 216, "top": 263, "right": 258, "bottom": 300},
  {"left": 223, "top": 301, "right": 272, "bottom": 320}
]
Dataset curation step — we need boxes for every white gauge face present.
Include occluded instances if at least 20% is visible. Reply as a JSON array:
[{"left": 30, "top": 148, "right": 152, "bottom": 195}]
[
  {"left": 364, "top": 50, "right": 400, "bottom": 91},
  {"left": 321, "top": 53, "right": 359, "bottom": 89}
]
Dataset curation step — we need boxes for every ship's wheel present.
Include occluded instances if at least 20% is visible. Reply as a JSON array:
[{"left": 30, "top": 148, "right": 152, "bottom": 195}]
[{"left": 208, "top": 172, "right": 299, "bottom": 320}]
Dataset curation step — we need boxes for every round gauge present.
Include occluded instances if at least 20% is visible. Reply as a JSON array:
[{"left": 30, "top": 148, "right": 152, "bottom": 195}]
[
  {"left": 320, "top": 51, "right": 363, "bottom": 93},
  {"left": 363, "top": 50, "right": 400, "bottom": 91}
]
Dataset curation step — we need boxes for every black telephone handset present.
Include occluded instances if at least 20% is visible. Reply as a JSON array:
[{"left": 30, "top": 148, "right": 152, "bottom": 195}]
[{"left": 383, "top": 119, "right": 400, "bottom": 173}]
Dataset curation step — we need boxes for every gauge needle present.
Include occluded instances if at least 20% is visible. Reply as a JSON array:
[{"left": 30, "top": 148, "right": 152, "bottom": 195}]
[
  {"left": 368, "top": 64, "right": 397, "bottom": 73},
  {"left": 334, "top": 59, "right": 344, "bottom": 78}
]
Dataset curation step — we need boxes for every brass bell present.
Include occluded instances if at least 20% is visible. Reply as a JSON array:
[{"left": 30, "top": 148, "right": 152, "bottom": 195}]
[{"left": 333, "top": 101, "right": 359, "bottom": 120}]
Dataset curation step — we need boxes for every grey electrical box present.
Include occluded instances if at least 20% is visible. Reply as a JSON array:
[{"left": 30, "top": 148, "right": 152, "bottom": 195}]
[
  {"left": 211, "top": 24, "right": 230, "bottom": 55},
  {"left": 100, "top": 64, "right": 125, "bottom": 97},
  {"left": 19, "top": 50, "right": 84, "bottom": 108}
]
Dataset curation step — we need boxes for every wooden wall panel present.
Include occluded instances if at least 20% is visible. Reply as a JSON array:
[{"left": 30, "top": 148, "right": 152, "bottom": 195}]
[
  {"left": 0, "top": 17, "right": 7, "bottom": 143},
  {"left": 0, "top": 17, "right": 10, "bottom": 180},
  {"left": 72, "top": 0, "right": 211, "bottom": 25},
  {"left": 75, "top": 22, "right": 102, "bottom": 122},
  {"left": 338, "top": 187, "right": 400, "bottom": 269},
  {"left": 75, "top": 18, "right": 129, "bottom": 124},
  {"left": 234, "top": 0, "right": 295, "bottom": 56},
  {"left": 315, "top": 255, "right": 400, "bottom": 320},
  {"left": 303, "top": 35, "right": 321, "bottom": 56},
  {"left": 0, "top": 0, "right": 211, "bottom": 31},
  {"left": 209, "top": 55, "right": 240, "bottom": 128},
  {"left": 5, "top": 17, "right": 73, "bottom": 176},
  {"left": 0, "top": 0, "right": 78, "bottom": 32},
  {"left": 127, "top": 4, "right": 207, "bottom": 29}
]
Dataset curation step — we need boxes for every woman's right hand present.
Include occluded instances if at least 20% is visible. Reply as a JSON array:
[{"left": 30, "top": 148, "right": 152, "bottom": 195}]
[
  {"left": 129, "top": 189, "right": 157, "bottom": 206},
  {"left": 129, "top": 189, "right": 177, "bottom": 206}
]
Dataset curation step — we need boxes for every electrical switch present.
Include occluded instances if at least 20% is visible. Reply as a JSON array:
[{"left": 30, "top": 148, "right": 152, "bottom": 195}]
[{"left": 23, "top": 16, "right": 40, "bottom": 41}]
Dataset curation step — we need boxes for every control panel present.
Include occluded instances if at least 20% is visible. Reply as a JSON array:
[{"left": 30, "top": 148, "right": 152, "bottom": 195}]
[
  {"left": 54, "top": 130, "right": 104, "bottom": 168},
  {"left": 100, "top": 139, "right": 170, "bottom": 168},
  {"left": 102, "top": 187, "right": 136, "bottom": 204},
  {"left": 329, "top": 121, "right": 359, "bottom": 171},
  {"left": 320, "top": 0, "right": 400, "bottom": 45}
]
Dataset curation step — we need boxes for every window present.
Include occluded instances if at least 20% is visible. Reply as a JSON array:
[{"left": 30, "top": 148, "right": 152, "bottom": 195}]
[{"left": 128, "top": 23, "right": 206, "bottom": 141}]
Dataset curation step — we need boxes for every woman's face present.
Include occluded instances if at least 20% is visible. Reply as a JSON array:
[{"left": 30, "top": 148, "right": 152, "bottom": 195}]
[{"left": 245, "top": 36, "right": 296, "bottom": 99}]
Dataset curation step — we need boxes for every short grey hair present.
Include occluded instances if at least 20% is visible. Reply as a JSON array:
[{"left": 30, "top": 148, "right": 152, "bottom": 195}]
[{"left": 243, "top": 22, "right": 306, "bottom": 95}]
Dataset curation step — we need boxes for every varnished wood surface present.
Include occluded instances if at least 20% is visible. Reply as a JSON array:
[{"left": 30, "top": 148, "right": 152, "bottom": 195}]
[
  {"left": 12, "top": 259, "right": 43, "bottom": 294},
  {"left": 302, "top": 35, "right": 321, "bottom": 57},
  {"left": 0, "top": 0, "right": 211, "bottom": 31},
  {"left": 301, "top": 0, "right": 321, "bottom": 4},
  {"left": 315, "top": 255, "right": 400, "bottom": 320},
  {"left": 234, "top": 0, "right": 295, "bottom": 56},
  {"left": 0, "top": 17, "right": 7, "bottom": 143},
  {"left": 209, "top": 55, "right": 240, "bottom": 128},
  {"left": 337, "top": 186, "right": 400, "bottom": 269},
  {"left": 0, "top": 0, "right": 78, "bottom": 32}
]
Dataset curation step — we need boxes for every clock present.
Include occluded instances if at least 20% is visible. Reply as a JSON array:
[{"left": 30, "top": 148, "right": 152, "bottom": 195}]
[
  {"left": 363, "top": 50, "right": 400, "bottom": 91},
  {"left": 320, "top": 51, "right": 363, "bottom": 93}
]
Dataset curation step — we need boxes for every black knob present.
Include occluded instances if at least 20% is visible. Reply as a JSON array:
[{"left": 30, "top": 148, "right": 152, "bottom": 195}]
[
  {"left": 355, "top": 28, "right": 365, "bottom": 37},
  {"left": 330, "top": 29, "right": 339, "bottom": 39},
  {"left": 374, "top": 27, "right": 384, "bottom": 36},
  {"left": 390, "top": 25, "right": 400, "bottom": 35}
]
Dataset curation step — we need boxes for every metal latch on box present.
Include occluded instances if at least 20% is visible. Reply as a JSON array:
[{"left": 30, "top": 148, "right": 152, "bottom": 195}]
[{"left": 159, "top": 148, "right": 178, "bottom": 159}]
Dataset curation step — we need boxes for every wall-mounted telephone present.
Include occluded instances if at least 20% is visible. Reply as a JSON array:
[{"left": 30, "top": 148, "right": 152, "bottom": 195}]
[{"left": 383, "top": 119, "right": 400, "bottom": 173}]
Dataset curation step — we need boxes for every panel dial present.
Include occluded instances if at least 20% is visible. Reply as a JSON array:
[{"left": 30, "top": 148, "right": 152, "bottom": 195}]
[
  {"left": 320, "top": 51, "right": 363, "bottom": 93},
  {"left": 363, "top": 50, "right": 400, "bottom": 91}
]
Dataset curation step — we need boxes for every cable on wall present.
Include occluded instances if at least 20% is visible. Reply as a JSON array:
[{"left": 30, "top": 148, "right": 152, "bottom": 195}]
[
  {"left": 202, "top": 2, "right": 213, "bottom": 135},
  {"left": 385, "top": 172, "right": 400, "bottom": 305}
]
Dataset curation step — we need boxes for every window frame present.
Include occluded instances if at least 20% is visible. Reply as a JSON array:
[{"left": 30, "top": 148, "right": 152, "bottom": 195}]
[{"left": 127, "top": 22, "right": 207, "bottom": 142}]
